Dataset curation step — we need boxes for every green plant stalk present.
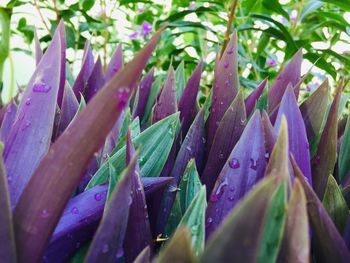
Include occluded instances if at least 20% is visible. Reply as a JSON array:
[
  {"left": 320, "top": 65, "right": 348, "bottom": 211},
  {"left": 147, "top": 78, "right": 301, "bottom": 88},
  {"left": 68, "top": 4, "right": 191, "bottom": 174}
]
[{"left": 0, "top": 7, "right": 11, "bottom": 98}]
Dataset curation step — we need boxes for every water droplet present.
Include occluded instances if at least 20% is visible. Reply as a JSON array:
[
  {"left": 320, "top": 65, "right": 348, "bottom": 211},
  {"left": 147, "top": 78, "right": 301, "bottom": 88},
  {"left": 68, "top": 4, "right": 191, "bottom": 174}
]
[
  {"left": 229, "top": 158, "right": 240, "bottom": 169},
  {"left": 25, "top": 98, "right": 31, "bottom": 105},
  {"left": 218, "top": 153, "right": 224, "bottom": 159},
  {"left": 227, "top": 47, "right": 234, "bottom": 54},
  {"left": 186, "top": 146, "right": 192, "bottom": 152},
  {"left": 128, "top": 196, "right": 132, "bottom": 205},
  {"left": 225, "top": 80, "right": 229, "bottom": 86},
  {"left": 240, "top": 117, "right": 245, "bottom": 125},
  {"left": 210, "top": 177, "right": 228, "bottom": 202},
  {"left": 33, "top": 82, "right": 52, "bottom": 93},
  {"left": 201, "top": 137, "right": 206, "bottom": 143},
  {"left": 212, "top": 108, "right": 216, "bottom": 113},
  {"left": 229, "top": 186, "right": 235, "bottom": 192},
  {"left": 41, "top": 209, "right": 49, "bottom": 218},
  {"left": 224, "top": 62, "right": 229, "bottom": 68},
  {"left": 22, "top": 121, "right": 31, "bottom": 131},
  {"left": 250, "top": 158, "right": 258, "bottom": 170},
  {"left": 94, "top": 193, "right": 102, "bottom": 201},
  {"left": 206, "top": 217, "right": 213, "bottom": 227},
  {"left": 220, "top": 101, "right": 223, "bottom": 105},
  {"left": 71, "top": 207, "right": 79, "bottom": 214},
  {"left": 115, "top": 87, "right": 130, "bottom": 110},
  {"left": 7, "top": 176, "right": 12, "bottom": 183},
  {"left": 102, "top": 244, "right": 109, "bottom": 253},
  {"left": 314, "top": 155, "right": 321, "bottom": 164},
  {"left": 228, "top": 196, "right": 235, "bottom": 202}
]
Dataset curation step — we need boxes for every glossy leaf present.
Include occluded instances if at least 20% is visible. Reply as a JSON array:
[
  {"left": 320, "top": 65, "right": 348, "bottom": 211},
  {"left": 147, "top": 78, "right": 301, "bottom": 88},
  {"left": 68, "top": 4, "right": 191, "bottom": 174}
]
[
  {"left": 274, "top": 85, "right": 311, "bottom": 184},
  {"left": 292, "top": 156, "right": 350, "bottom": 263},
  {"left": 300, "top": 79, "right": 330, "bottom": 142},
  {"left": 178, "top": 61, "right": 202, "bottom": 136},
  {"left": 104, "top": 43, "right": 123, "bottom": 82},
  {"left": 0, "top": 144, "right": 16, "bottom": 263},
  {"left": 206, "top": 111, "right": 266, "bottom": 238},
  {"left": 245, "top": 78, "right": 268, "bottom": 117},
  {"left": 84, "top": 154, "right": 137, "bottom": 263},
  {"left": 268, "top": 49, "right": 302, "bottom": 116},
  {"left": 177, "top": 186, "right": 206, "bottom": 255},
  {"left": 202, "top": 176, "right": 280, "bottom": 263},
  {"left": 87, "top": 112, "right": 179, "bottom": 189},
  {"left": 277, "top": 178, "right": 310, "bottom": 263},
  {"left": 206, "top": 31, "right": 239, "bottom": 152},
  {"left": 156, "top": 110, "right": 205, "bottom": 235},
  {"left": 339, "top": 111, "right": 350, "bottom": 182},
  {"left": 4, "top": 25, "right": 62, "bottom": 207},
  {"left": 13, "top": 29, "right": 162, "bottom": 263},
  {"left": 322, "top": 175, "right": 349, "bottom": 233},
  {"left": 201, "top": 90, "right": 246, "bottom": 195},
  {"left": 312, "top": 82, "right": 342, "bottom": 199}
]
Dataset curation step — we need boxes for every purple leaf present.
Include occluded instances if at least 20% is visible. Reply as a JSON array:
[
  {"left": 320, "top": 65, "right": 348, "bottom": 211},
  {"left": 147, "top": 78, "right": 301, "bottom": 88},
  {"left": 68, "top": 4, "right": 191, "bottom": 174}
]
[
  {"left": 300, "top": 79, "right": 330, "bottom": 142},
  {"left": 105, "top": 43, "right": 123, "bottom": 82},
  {"left": 156, "top": 110, "right": 205, "bottom": 235},
  {"left": 261, "top": 110, "right": 276, "bottom": 158},
  {"left": 268, "top": 49, "right": 302, "bottom": 115},
  {"left": 152, "top": 66, "right": 177, "bottom": 123},
  {"left": 4, "top": 25, "right": 62, "bottom": 207},
  {"left": 0, "top": 146, "right": 17, "bottom": 263},
  {"left": 245, "top": 78, "right": 268, "bottom": 117},
  {"left": 0, "top": 100, "right": 17, "bottom": 142},
  {"left": 201, "top": 91, "right": 246, "bottom": 196},
  {"left": 45, "top": 177, "right": 171, "bottom": 263},
  {"left": 274, "top": 85, "right": 311, "bottom": 184},
  {"left": 206, "top": 31, "right": 239, "bottom": 153},
  {"left": 85, "top": 56, "right": 105, "bottom": 103},
  {"left": 133, "top": 68, "right": 155, "bottom": 120},
  {"left": 58, "top": 83, "right": 79, "bottom": 135},
  {"left": 133, "top": 246, "right": 150, "bottom": 263},
  {"left": 124, "top": 130, "right": 153, "bottom": 263},
  {"left": 13, "top": 29, "right": 162, "bottom": 263},
  {"left": 205, "top": 111, "right": 266, "bottom": 239},
  {"left": 57, "top": 21, "right": 66, "bottom": 108},
  {"left": 72, "top": 40, "right": 94, "bottom": 99},
  {"left": 292, "top": 156, "right": 350, "bottom": 262},
  {"left": 312, "top": 82, "right": 342, "bottom": 199},
  {"left": 84, "top": 154, "right": 137, "bottom": 263},
  {"left": 34, "top": 30, "right": 43, "bottom": 66},
  {"left": 178, "top": 61, "right": 203, "bottom": 136}
]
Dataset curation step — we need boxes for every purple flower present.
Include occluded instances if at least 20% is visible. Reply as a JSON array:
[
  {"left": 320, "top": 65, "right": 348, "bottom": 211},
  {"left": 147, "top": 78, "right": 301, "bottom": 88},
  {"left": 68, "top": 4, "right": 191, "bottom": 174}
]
[
  {"left": 290, "top": 10, "right": 298, "bottom": 22},
  {"left": 138, "top": 8, "right": 144, "bottom": 14},
  {"left": 129, "top": 32, "right": 138, "bottom": 39},
  {"left": 266, "top": 59, "right": 277, "bottom": 67},
  {"left": 141, "top": 21, "right": 153, "bottom": 37},
  {"left": 306, "top": 85, "right": 311, "bottom": 92},
  {"left": 188, "top": 1, "right": 196, "bottom": 10}
]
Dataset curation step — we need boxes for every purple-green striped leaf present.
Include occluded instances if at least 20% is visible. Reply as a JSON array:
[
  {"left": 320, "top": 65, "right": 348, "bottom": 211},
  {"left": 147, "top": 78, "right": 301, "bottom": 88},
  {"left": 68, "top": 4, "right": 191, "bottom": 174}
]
[
  {"left": 268, "top": 49, "right": 302, "bottom": 115},
  {"left": 133, "top": 68, "right": 154, "bottom": 120},
  {"left": 58, "top": 82, "right": 79, "bottom": 135},
  {"left": 178, "top": 61, "right": 202, "bottom": 136},
  {"left": 274, "top": 85, "right": 311, "bottom": 184},
  {"left": 4, "top": 25, "right": 62, "bottom": 207},
  {"left": 292, "top": 156, "right": 350, "bottom": 263},
  {"left": 156, "top": 110, "right": 205, "bottom": 235},
  {"left": 202, "top": 176, "right": 280, "bottom": 263},
  {"left": 13, "top": 29, "right": 162, "bottom": 263},
  {"left": 245, "top": 78, "right": 268, "bottom": 117},
  {"left": 205, "top": 111, "right": 266, "bottom": 238},
  {"left": 201, "top": 90, "right": 246, "bottom": 196},
  {"left": 312, "top": 82, "right": 342, "bottom": 199},
  {"left": 206, "top": 31, "right": 239, "bottom": 153},
  {"left": 261, "top": 110, "right": 276, "bottom": 158}
]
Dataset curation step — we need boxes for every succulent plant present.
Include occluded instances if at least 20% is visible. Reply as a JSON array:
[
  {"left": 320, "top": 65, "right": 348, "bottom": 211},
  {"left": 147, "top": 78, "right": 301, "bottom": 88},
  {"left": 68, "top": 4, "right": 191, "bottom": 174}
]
[{"left": 0, "top": 20, "right": 349, "bottom": 263}]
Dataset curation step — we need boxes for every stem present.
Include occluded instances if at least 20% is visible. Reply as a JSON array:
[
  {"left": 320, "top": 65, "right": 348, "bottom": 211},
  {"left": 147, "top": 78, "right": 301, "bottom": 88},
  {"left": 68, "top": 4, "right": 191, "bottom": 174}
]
[
  {"left": 0, "top": 7, "right": 11, "bottom": 105},
  {"left": 220, "top": 0, "right": 239, "bottom": 58},
  {"left": 53, "top": 0, "right": 60, "bottom": 23},
  {"left": 34, "top": 0, "right": 51, "bottom": 34}
]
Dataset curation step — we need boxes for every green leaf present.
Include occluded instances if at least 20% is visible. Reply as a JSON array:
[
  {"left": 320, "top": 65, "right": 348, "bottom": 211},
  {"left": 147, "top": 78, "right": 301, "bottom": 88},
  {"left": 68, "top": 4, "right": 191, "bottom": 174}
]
[
  {"left": 106, "top": 156, "right": 120, "bottom": 206},
  {"left": 86, "top": 113, "right": 179, "bottom": 189},
  {"left": 339, "top": 112, "right": 350, "bottom": 182},
  {"left": 175, "top": 60, "right": 185, "bottom": 100},
  {"left": 177, "top": 186, "right": 207, "bottom": 255},
  {"left": 258, "top": 182, "right": 287, "bottom": 263},
  {"left": 141, "top": 76, "right": 162, "bottom": 125},
  {"left": 322, "top": 175, "right": 349, "bottom": 233},
  {"left": 319, "top": 0, "right": 350, "bottom": 11},
  {"left": 80, "top": 0, "right": 95, "bottom": 11}
]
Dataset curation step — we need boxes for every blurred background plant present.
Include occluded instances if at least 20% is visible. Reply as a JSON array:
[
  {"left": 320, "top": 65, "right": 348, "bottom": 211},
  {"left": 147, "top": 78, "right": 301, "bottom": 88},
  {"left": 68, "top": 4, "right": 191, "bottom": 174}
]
[{"left": 0, "top": 0, "right": 350, "bottom": 105}]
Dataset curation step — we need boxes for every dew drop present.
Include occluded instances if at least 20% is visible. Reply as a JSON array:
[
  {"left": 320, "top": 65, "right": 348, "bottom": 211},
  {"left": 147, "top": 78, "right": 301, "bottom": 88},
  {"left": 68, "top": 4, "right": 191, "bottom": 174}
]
[
  {"left": 229, "top": 158, "right": 240, "bottom": 169},
  {"left": 25, "top": 98, "right": 31, "bottom": 105},
  {"left": 218, "top": 153, "right": 224, "bottom": 159},
  {"left": 94, "top": 193, "right": 102, "bottom": 201},
  {"left": 32, "top": 82, "right": 52, "bottom": 93},
  {"left": 186, "top": 146, "right": 192, "bottom": 152},
  {"left": 210, "top": 177, "right": 228, "bottom": 202},
  {"left": 71, "top": 207, "right": 79, "bottom": 214},
  {"left": 228, "top": 196, "right": 235, "bottom": 202},
  {"left": 22, "top": 121, "right": 31, "bottom": 131},
  {"left": 227, "top": 48, "right": 234, "bottom": 54},
  {"left": 116, "top": 247, "right": 124, "bottom": 258},
  {"left": 224, "top": 62, "right": 229, "bottom": 68},
  {"left": 41, "top": 209, "right": 50, "bottom": 218},
  {"left": 115, "top": 87, "right": 130, "bottom": 110},
  {"left": 250, "top": 158, "right": 258, "bottom": 170},
  {"left": 201, "top": 137, "right": 206, "bottom": 143},
  {"left": 207, "top": 217, "right": 213, "bottom": 224}
]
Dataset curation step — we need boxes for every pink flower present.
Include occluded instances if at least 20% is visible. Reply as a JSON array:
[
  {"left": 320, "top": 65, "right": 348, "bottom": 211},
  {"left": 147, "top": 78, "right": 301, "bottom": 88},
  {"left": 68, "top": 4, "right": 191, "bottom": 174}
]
[
  {"left": 141, "top": 21, "right": 153, "bottom": 37},
  {"left": 129, "top": 32, "right": 138, "bottom": 39},
  {"left": 266, "top": 59, "right": 277, "bottom": 67}
]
